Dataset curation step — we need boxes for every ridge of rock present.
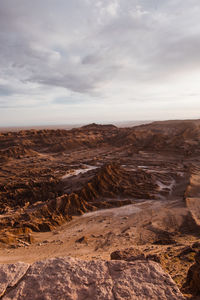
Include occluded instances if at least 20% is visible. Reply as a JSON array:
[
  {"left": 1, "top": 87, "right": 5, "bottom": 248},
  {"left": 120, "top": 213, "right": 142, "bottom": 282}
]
[{"left": 0, "top": 163, "right": 159, "bottom": 238}]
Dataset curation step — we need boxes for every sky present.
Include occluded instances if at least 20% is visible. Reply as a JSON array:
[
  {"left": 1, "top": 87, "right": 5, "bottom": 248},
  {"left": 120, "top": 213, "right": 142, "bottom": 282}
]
[{"left": 0, "top": 0, "right": 200, "bottom": 126}]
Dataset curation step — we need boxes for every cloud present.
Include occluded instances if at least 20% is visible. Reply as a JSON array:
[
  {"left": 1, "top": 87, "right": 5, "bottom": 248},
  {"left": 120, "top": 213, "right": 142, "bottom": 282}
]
[
  {"left": 0, "top": 84, "right": 16, "bottom": 97},
  {"left": 0, "top": 0, "right": 200, "bottom": 125}
]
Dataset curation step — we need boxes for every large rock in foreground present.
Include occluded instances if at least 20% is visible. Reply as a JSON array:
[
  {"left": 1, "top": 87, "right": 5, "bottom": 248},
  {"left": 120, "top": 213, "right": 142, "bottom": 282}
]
[{"left": 0, "top": 256, "right": 184, "bottom": 300}]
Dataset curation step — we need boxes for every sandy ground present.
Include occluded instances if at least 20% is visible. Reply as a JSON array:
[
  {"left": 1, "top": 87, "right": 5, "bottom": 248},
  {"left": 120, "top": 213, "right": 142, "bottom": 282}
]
[{"left": 0, "top": 196, "right": 199, "bottom": 291}]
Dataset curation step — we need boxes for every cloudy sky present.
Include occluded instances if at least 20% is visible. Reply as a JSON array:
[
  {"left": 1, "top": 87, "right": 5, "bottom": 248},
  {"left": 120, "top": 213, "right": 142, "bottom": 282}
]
[{"left": 0, "top": 0, "right": 200, "bottom": 126}]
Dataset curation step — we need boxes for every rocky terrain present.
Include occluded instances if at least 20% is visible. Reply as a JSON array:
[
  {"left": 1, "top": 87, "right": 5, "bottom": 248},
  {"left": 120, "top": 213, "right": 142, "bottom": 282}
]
[
  {"left": 0, "top": 119, "right": 200, "bottom": 298},
  {"left": 0, "top": 256, "right": 184, "bottom": 300}
]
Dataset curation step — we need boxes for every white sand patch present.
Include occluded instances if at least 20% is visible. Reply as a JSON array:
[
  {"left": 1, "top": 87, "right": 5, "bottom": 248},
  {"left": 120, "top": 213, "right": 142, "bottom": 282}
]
[
  {"left": 82, "top": 204, "right": 141, "bottom": 218},
  {"left": 82, "top": 200, "right": 163, "bottom": 218},
  {"left": 177, "top": 172, "right": 185, "bottom": 177},
  {"left": 156, "top": 179, "right": 175, "bottom": 193},
  {"left": 138, "top": 166, "right": 149, "bottom": 169},
  {"left": 62, "top": 165, "right": 98, "bottom": 179}
]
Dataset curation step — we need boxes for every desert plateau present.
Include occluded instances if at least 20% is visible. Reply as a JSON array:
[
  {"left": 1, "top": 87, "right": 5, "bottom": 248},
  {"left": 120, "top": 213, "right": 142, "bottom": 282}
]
[
  {"left": 1, "top": 0, "right": 200, "bottom": 298},
  {"left": 0, "top": 119, "right": 200, "bottom": 299}
]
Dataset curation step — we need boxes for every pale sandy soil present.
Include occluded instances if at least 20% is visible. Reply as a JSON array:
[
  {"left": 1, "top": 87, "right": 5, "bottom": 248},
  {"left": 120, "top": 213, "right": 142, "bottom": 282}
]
[{"left": 0, "top": 198, "right": 197, "bottom": 264}]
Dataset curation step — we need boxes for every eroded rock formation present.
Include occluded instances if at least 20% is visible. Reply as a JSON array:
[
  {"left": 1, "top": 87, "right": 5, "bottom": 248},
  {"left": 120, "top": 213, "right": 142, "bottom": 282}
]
[{"left": 0, "top": 163, "right": 160, "bottom": 243}]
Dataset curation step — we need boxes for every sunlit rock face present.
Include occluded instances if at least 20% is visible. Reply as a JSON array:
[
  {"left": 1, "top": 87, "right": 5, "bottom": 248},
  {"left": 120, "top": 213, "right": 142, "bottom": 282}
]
[{"left": 0, "top": 256, "right": 184, "bottom": 300}]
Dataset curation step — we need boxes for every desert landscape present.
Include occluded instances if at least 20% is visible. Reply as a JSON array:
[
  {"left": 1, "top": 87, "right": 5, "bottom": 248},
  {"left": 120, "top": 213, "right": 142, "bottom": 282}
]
[
  {"left": 1, "top": 0, "right": 200, "bottom": 298},
  {"left": 0, "top": 119, "right": 200, "bottom": 298}
]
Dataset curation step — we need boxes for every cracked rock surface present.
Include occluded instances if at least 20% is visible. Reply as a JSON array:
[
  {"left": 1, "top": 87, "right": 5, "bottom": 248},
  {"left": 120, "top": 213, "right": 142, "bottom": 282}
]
[
  {"left": 0, "top": 256, "right": 184, "bottom": 300},
  {"left": 0, "top": 262, "right": 29, "bottom": 298}
]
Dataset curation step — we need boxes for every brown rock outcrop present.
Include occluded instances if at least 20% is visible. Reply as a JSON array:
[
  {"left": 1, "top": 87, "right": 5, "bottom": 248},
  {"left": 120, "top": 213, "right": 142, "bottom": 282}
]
[
  {"left": 0, "top": 177, "right": 62, "bottom": 211},
  {"left": 110, "top": 248, "right": 145, "bottom": 261},
  {"left": 110, "top": 248, "right": 161, "bottom": 263},
  {"left": 183, "top": 251, "right": 200, "bottom": 295},
  {"left": 0, "top": 163, "right": 160, "bottom": 244},
  {"left": 0, "top": 256, "right": 184, "bottom": 299},
  {"left": 79, "top": 163, "right": 158, "bottom": 201}
]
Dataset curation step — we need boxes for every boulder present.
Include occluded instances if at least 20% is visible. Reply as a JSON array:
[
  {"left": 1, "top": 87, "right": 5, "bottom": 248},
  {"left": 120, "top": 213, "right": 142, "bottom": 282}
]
[
  {"left": 110, "top": 247, "right": 161, "bottom": 263},
  {"left": 0, "top": 256, "right": 184, "bottom": 299},
  {"left": 110, "top": 248, "right": 145, "bottom": 261}
]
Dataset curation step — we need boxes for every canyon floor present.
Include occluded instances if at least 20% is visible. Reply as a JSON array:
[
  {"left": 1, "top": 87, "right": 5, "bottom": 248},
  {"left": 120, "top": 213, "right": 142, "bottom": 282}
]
[{"left": 1, "top": 120, "right": 200, "bottom": 298}]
